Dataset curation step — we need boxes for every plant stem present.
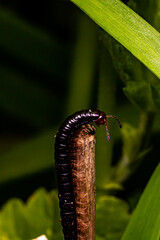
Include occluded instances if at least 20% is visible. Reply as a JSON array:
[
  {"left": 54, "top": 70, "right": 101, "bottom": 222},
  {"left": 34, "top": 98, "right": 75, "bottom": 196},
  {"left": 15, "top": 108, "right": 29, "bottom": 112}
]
[{"left": 70, "top": 125, "right": 96, "bottom": 240}]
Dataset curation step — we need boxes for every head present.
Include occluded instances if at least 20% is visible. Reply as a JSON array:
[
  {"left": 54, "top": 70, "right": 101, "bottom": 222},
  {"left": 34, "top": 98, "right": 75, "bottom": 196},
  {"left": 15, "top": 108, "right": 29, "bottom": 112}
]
[
  {"left": 95, "top": 111, "right": 106, "bottom": 126},
  {"left": 94, "top": 111, "right": 122, "bottom": 141}
]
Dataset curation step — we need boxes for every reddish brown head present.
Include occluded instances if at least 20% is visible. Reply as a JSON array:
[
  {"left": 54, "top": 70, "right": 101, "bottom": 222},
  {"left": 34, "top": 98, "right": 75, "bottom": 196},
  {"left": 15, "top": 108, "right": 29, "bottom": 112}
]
[
  {"left": 95, "top": 111, "right": 122, "bottom": 142},
  {"left": 95, "top": 111, "right": 106, "bottom": 126}
]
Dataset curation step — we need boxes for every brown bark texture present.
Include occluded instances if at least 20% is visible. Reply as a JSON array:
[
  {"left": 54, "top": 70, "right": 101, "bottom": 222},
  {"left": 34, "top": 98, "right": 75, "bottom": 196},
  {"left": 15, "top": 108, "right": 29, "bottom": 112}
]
[{"left": 70, "top": 125, "right": 96, "bottom": 240}]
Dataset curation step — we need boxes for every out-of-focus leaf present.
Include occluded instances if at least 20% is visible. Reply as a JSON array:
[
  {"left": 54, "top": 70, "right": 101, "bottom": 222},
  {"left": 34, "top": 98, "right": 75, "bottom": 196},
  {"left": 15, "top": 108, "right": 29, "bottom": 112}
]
[
  {"left": 0, "top": 8, "right": 69, "bottom": 77},
  {"left": 0, "top": 188, "right": 63, "bottom": 240},
  {"left": 101, "top": 32, "right": 143, "bottom": 85},
  {"left": 71, "top": 0, "right": 160, "bottom": 79},
  {"left": 72, "top": 0, "right": 160, "bottom": 112},
  {"left": 101, "top": 32, "right": 160, "bottom": 112},
  {"left": 121, "top": 162, "right": 160, "bottom": 240},
  {"left": 0, "top": 188, "right": 130, "bottom": 240},
  {"left": 121, "top": 123, "right": 143, "bottom": 159},
  {"left": 153, "top": 1, "right": 160, "bottom": 32},
  {"left": 129, "top": 0, "right": 160, "bottom": 32},
  {"left": 96, "top": 235, "right": 105, "bottom": 240},
  {"left": 116, "top": 102, "right": 139, "bottom": 128},
  {"left": 0, "top": 131, "right": 55, "bottom": 185},
  {"left": 113, "top": 123, "right": 142, "bottom": 183},
  {"left": 123, "top": 82, "right": 160, "bottom": 112},
  {"left": 96, "top": 195, "right": 130, "bottom": 240},
  {"left": 0, "top": 67, "right": 58, "bottom": 127}
]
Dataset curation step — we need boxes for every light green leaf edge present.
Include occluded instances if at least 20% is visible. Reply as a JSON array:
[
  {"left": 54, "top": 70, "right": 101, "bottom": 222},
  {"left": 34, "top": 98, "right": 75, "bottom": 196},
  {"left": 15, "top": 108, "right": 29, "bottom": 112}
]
[
  {"left": 121, "top": 162, "right": 160, "bottom": 240},
  {"left": 70, "top": 0, "right": 160, "bottom": 79}
]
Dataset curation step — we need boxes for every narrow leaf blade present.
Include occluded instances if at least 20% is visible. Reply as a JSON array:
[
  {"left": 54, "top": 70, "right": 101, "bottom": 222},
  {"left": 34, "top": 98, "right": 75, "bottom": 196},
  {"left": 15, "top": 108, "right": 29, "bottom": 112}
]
[
  {"left": 71, "top": 0, "right": 160, "bottom": 79},
  {"left": 121, "top": 162, "right": 160, "bottom": 240}
]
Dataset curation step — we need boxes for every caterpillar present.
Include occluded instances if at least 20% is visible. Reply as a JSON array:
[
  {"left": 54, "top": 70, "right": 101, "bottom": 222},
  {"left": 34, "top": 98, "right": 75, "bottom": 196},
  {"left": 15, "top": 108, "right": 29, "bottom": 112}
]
[{"left": 54, "top": 110, "right": 121, "bottom": 240}]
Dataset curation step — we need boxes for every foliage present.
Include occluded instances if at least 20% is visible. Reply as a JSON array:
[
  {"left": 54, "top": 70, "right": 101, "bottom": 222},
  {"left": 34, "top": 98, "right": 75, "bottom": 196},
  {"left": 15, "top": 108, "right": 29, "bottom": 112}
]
[
  {"left": 121, "top": 162, "right": 160, "bottom": 240},
  {"left": 0, "top": 188, "right": 130, "bottom": 240},
  {"left": 71, "top": 0, "right": 160, "bottom": 79},
  {"left": 0, "top": 188, "right": 63, "bottom": 240},
  {"left": 0, "top": 0, "right": 160, "bottom": 239}
]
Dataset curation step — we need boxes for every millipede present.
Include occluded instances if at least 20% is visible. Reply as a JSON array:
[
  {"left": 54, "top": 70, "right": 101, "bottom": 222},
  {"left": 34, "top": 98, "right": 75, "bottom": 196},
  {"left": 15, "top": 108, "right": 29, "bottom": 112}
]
[{"left": 54, "top": 110, "right": 122, "bottom": 240}]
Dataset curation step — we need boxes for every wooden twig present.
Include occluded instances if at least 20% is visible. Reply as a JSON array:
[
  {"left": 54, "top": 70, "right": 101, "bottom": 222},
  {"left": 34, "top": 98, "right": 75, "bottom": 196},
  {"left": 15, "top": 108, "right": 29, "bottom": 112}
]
[{"left": 70, "top": 125, "right": 96, "bottom": 240}]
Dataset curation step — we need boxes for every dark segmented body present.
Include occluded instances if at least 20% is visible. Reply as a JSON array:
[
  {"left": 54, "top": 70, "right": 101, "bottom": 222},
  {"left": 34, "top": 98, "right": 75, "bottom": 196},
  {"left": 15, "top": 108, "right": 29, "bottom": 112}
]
[{"left": 54, "top": 110, "right": 101, "bottom": 240}]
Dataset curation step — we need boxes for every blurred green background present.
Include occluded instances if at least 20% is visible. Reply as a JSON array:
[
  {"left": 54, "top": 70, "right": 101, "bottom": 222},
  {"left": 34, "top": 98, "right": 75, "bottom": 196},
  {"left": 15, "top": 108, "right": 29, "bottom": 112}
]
[
  {"left": 0, "top": 0, "right": 75, "bottom": 204},
  {"left": 0, "top": 0, "right": 160, "bottom": 239},
  {"left": 0, "top": 0, "right": 127, "bottom": 205}
]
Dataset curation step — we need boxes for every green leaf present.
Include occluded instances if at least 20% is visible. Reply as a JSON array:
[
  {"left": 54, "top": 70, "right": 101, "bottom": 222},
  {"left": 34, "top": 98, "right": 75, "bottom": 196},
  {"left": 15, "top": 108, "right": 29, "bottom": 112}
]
[
  {"left": 129, "top": 0, "right": 160, "bottom": 32},
  {"left": 121, "top": 162, "right": 160, "bottom": 240},
  {"left": 96, "top": 195, "right": 130, "bottom": 240},
  {"left": 0, "top": 188, "right": 63, "bottom": 240},
  {"left": 101, "top": 32, "right": 144, "bottom": 84},
  {"left": 96, "top": 236, "right": 106, "bottom": 240},
  {"left": 123, "top": 81, "right": 159, "bottom": 112},
  {"left": 71, "top": 0, "right": 160, "bottom": 79},
  {"left": 101, "top": 30, "right": 160, "bottom": 112}
]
